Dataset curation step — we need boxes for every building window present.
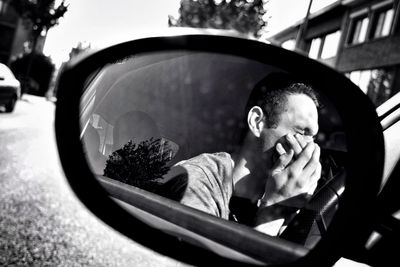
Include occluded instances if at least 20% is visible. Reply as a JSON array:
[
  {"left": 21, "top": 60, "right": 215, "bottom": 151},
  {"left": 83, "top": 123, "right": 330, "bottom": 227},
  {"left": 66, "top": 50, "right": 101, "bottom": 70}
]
[
  {"left": 348, "top": 15, "right": 369, "bottom": 45},
  {"left": 308, "top": 37, "right": 322, "bottom": 59},
  {"left": 349, "top": 69, "right": 371, "bottom": 94},
  {"left": 281, "top": 39, "right": 296, "bottom": 51},
  {"left": 347, "top": 2, "right": 396, "bottom": 45},
  {"left": 348, "top": 68, "right": 395, "bottom": 106},
  {"left": 371, "top": 7, "right": 394, "bottom": 39},
  {"left": 320, "top": 30, "right": 341, "bottom": 59},
  {"left": 308, "top": 30, "right": 341, "bottom": 60}
]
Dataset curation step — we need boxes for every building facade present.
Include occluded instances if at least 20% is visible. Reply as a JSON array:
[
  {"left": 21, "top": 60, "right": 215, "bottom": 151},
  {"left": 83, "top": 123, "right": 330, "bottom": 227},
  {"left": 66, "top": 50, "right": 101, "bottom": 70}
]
[{"left": 269, "top": 0, "right": 400, "bottom": 107}]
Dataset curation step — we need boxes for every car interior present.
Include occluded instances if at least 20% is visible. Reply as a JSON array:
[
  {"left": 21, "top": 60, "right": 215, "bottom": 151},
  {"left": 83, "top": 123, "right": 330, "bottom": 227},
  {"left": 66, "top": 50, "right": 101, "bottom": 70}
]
[{"left": 77, "top": 49, "right": 350, "bottom": 264}]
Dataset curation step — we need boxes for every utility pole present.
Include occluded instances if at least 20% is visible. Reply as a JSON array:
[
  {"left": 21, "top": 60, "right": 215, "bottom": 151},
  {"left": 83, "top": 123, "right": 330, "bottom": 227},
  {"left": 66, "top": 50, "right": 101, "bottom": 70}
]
[{"left": 295, "top": 0, "right": 313, "bottom": 52}]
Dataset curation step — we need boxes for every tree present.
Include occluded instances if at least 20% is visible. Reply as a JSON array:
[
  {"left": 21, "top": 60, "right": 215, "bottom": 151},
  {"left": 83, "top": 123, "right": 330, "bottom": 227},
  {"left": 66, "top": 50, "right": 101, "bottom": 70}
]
[
  {"left": 9, "top": 0, "right": 68, "bottom": 95},
  {"left": 10, "top": 53, "right": 55, "bottom": 96},
  {"left": 10, "top": 0, "right": 68, "bottom": 53},
  {"left": 168, "top": 0, "right": 268, "bottom": 38},
  {"left": 103, "top": 138, "right": 173, "bottom": 193}
]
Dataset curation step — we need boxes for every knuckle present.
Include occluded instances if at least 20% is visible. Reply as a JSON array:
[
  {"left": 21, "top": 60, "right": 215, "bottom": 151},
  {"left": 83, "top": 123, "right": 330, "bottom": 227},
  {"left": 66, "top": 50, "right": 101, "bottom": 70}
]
[
  {"left": 310, "top": 159, "right": 318, "bottom": 168},
  {"left": 304, "top": 147, "right": 313, "bottom": 159},
  {"left": 279, "top": 154, "right": 288, "bottom": 162},
  {"left": 295, "top": 180, "right": 304, "bottom": 188},
  {"left": 288, "top": 168, "right": 299, "bottom": 179},
  {"left": 278, "top": 187, "right": 290, "bottom": 198}
]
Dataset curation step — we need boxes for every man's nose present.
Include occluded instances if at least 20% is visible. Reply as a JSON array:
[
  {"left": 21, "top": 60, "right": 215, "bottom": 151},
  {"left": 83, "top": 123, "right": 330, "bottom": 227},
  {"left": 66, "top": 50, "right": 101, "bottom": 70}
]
[
  {"left": 302, "top": 135, "right": 314, "bottom": 143},
  {"left": 295, "top": 133, "right": 314, "bottom": 144}
]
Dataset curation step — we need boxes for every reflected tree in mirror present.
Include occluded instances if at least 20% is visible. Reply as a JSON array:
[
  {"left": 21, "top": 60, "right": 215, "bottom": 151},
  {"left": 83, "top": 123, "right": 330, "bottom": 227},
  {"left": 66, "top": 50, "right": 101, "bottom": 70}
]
[{"left": 103, "top": 138, "right": 173, "bottom": 193}]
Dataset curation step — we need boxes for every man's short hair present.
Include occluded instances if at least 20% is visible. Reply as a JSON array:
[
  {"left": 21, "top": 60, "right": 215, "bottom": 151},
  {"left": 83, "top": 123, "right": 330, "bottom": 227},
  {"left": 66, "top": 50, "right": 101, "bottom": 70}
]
[{"left": 245, "top": 72, "right": 320, "bottom": 129}]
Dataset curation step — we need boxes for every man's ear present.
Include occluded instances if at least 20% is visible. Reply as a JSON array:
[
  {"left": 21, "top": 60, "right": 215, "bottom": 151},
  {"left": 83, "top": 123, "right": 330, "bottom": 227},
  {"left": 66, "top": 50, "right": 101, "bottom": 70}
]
[{"left": 247, "top": 106, "right": 265, "bottom": 138}]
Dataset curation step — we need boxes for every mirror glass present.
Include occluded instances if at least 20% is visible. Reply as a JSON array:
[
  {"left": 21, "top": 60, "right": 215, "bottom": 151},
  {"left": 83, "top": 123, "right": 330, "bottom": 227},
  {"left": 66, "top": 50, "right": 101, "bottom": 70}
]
[{"left": 79, "top": 50, "right": 347, "bottom": 257}]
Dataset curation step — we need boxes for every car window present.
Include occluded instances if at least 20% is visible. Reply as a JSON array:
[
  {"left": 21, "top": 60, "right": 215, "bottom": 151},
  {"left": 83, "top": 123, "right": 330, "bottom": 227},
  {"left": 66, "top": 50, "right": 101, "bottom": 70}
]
[
  {"left": 363, "top": 93, "right": 400, "bottom": 257},
  {"left": 377, "top": 91, "right": 400, "bottom": 189},
  {"left": 377, "top": 91, "right": 400, "bottom": 124}
]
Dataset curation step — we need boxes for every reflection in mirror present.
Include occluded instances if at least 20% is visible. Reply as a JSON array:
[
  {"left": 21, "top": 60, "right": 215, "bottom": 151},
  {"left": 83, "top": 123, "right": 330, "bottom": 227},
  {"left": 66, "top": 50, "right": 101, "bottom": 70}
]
[{"left": 80, "top": 50, "right": 347, "bottom": 255}]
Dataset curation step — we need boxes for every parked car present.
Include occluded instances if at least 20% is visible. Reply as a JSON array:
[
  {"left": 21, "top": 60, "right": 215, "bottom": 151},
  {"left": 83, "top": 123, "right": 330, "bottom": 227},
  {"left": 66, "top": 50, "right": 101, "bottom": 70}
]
[
  {"left": 0, "top": 63, "right": 21, "bottom": 112},
  {"left": 55, "top": 31, "right": 398, "bottom": 266}
]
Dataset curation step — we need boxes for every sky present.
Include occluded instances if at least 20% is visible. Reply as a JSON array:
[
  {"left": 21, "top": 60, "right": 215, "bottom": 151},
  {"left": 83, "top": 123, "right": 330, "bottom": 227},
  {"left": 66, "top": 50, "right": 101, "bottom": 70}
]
[{"left": 44, "top": 0, "right": 337, "bottom": 67}]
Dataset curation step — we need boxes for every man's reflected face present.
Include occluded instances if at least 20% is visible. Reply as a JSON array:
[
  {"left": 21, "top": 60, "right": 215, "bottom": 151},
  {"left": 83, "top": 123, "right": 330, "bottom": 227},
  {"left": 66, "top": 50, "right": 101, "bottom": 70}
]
[{"left": 260, "top": 93, "right": 319, "bottom": 156}]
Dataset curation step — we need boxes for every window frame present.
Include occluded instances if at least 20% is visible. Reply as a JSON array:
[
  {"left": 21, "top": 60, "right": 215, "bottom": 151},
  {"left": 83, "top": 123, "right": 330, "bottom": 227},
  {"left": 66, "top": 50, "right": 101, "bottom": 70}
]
[
  {"left": 347, "top": 12, "right": 370, "bottom": 45},
  {"left": 308, "top": 36, "right": 323, "bottom": 59},
  {"left": 346, "top": 1, "right": 396, "bottom": 47},
  {"left": 307, "top": 30, "right": 341, "bottom": 60},
  {"left": 370, "top": 5, "right": 395, "bottom": 39},
  {"left": 320, "top": 30, "right": 342, "bottom": 59}
]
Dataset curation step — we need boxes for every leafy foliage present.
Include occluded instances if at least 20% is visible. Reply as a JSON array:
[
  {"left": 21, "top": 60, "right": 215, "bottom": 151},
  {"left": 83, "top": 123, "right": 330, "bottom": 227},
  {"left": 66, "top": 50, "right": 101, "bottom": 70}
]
[
  {"left": 10, "top": 0, "right": 68, "bottom": 37},
  {"left": 8, "top": 0, "right": 68, "bottom": 95},
  {"left": 169, "top": 0, "right": 267, "bottom": 38},
  {"left": 10, "top": 52, "right": 55, "bottom": 96},
  {"left": 103, "top": 138, "right": 173, "bottom": 192}
]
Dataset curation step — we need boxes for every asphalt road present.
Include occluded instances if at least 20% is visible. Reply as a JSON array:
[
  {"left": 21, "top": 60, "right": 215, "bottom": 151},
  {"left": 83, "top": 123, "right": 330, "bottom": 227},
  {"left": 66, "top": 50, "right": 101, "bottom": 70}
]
[{"left": 0, "top": 95, "right": 187, "bottom": 266}]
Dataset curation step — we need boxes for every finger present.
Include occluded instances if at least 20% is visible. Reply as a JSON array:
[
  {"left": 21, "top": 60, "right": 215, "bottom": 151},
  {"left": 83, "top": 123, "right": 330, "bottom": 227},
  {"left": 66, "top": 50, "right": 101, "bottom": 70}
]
[
  {"left": 291, "top": 141, "right": 315, "bottom": 171},
  {"left": 295, "top": 133, "right": 308, "bottom": 149},
  {"left": 286, "top": 133, "right": 302, "bottom": 156},
  {"left": 295, "top": 146, "right": 321, "bottom": 194},
  {"left": 274, "top": 148, "right": 294, "bottom": 170},
  {"left": 306, "top": 162, "right": 322, "bottom": 195},
  {"left": 308, "top": 163, "right": 322, "bottom": 194},
  {"left": 307, "top": 180, "right": 318, "bottom": 195},
  {"left": 313, "top": 160, "right": 322, "bottom": 182},
  {"left": 276, "top": 142, "right": 286, "bottom": 156},
  {"left": 303, "top": 143, "right": 321, "bottom": 177}
]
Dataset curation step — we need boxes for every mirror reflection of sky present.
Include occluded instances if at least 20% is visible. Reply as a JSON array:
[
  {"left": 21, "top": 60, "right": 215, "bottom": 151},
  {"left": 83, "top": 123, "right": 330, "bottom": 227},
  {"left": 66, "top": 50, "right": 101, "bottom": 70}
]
[{"left": 44, "top": 0, "right": 336, "bottom": 67}]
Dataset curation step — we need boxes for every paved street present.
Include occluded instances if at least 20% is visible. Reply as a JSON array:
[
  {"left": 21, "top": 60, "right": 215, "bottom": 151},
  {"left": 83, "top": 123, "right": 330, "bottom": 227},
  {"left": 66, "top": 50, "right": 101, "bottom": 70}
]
[{"left": 0, "top": 95, "right": 187, "bottom": 266}]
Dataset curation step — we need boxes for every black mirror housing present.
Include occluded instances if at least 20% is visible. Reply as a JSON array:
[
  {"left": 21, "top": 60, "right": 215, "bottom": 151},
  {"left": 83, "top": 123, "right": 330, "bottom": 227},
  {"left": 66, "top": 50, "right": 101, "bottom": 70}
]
[{"left": 55, "top": 32, "right": 384, "bottom": 266}]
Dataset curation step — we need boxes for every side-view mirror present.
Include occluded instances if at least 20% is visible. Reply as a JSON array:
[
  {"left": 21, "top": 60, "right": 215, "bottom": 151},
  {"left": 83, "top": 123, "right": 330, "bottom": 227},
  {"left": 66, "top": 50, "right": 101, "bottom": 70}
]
[{"left": 55, "top": 31, "right": 384, "bottom": 266}]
